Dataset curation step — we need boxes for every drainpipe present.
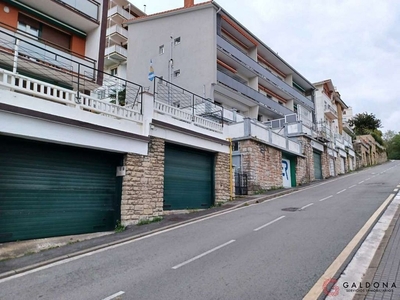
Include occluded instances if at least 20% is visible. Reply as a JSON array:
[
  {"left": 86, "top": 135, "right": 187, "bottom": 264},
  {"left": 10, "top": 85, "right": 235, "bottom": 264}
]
[{"left": 228, "top": 138, "right": 233, "bottom": 201}]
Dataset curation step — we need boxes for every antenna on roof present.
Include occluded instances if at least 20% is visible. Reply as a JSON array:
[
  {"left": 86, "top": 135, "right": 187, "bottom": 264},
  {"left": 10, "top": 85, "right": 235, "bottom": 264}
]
[{"left": 143, "top": 4, "right": 146, "bottom": 13}]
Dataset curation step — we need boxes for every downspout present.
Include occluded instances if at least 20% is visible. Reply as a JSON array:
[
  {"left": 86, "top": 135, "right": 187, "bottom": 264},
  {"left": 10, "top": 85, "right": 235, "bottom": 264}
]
[{"left": 228, "top": 138, "right": 233, "bottom": 201}]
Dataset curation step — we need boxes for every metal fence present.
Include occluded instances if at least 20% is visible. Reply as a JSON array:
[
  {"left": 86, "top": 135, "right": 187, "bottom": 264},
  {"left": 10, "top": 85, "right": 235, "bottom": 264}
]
[
  {"left": 0, "top": 24, "right": 142, "bottom": 111},
  {"left": 235, "top": 172, "right": 248, "bottom": 195},
  {"left": 153, "top": 76, "right": 224, "bottom": 126}
]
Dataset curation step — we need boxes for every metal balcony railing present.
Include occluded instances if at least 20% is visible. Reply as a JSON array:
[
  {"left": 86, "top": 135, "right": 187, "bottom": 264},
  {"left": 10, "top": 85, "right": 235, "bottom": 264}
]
[
  {"left": 56, "top": 0, "right": 99, "bottom": 21},
  {"left": 217, "top": 71, "right": 293, "bottom": 118},
  {"left": 217, "top": 35, "right": 314, "bottom": 110},
  {"left": 153, "top": 76, "right": 224, "bottom": 133},
  {"left": 0, "top": 25, "right": 143, "bottom": 121}
]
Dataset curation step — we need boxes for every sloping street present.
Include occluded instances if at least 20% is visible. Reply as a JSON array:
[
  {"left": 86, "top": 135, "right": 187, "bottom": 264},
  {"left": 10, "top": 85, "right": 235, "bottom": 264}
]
[{"left": 1, "top": 162, "right": 399, "bottom": 300}]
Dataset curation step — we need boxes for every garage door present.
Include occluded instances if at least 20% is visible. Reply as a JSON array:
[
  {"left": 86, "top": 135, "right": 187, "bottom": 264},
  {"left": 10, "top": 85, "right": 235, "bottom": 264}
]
[
  {"left": 164, "top": 144, "right": 214, "bottom": 210},
  {"left": 313, "top": 151, "right": 323, "bottom": 180},
  {"left": 340, "top": 157, "right": 346, "bottom": 174},
  {"left": 0, "top": 136, "right": 122, "bottom": 243},
  {"left": 329, "top": 158, "right": 335, "bottom": 177}
]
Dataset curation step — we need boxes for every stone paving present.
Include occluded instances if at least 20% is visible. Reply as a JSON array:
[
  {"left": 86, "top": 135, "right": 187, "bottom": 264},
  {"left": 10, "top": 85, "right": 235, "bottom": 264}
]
[{"left": 365, "top": 211, "right": 400, "bottom": 300}]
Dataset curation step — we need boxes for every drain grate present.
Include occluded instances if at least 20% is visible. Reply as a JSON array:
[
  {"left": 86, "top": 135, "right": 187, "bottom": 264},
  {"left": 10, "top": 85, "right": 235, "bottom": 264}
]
[{"left": 281, "top": 207, "right": 300, "bottom": 212}]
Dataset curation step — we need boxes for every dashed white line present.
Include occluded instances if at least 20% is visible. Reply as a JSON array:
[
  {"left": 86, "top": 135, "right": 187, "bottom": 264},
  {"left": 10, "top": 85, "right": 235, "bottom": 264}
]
[
  {"left": 359, "top": 181, "right": 365, "bottom": 184},
  {"left": 300, "top": 203, "right": 314, "bottom": 210},
  {"left": 254, "top": 216, "right": 286, "bottom": 232},
  {"left": 319, "top": 195, "right": 333, "bottom": 202},
  {"left": 102, "top": 291, "right": 125, "bottom": 300},
  {"left": 365, "top": 178, "right": 371, "bottom": 181},
  {"left": 348, "top": 185, "right": 356, "bottom": 189},
  {"left": 337, "top": 189, "right": 347, "bottom": 194},
  {"left": 394, "top": 189, "right": 399, "bottom": 192},
  {"left": 172, "top": 240, "right": 236, "bottom": 269}
]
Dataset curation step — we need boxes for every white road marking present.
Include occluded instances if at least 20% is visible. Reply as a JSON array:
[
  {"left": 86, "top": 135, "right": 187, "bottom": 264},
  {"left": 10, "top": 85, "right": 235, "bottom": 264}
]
[
  {"left": 300, "top": 203, "right": 314, "bottom": 210},
  {"left": 365, "top": 178, "right": 371, "bottom": 181},
  {"left": 337, "top": 189, "right": 347, "bottom": 194},
  {"left": 253, "top": 216, "right": 286, "bottom": 232},
  {"left": 348, "top": 185, "right": 356, "bottom": 189},
  {"left": 319, "top": 195, "right": 333, "bottom": 202},
  {"left": 394, "top": 189, "right": 399, "bottom": 192},
  {"left": 102, "top": 291, "right": 125, "bottom": 300},
  {"left": 359, "top": 181, "right": 364, "bottom": 184},
  {"left": 397, "top": 185, "right": 400, "bottom": 188},
  {"left": 172, "top": 240, "right": 236, "bottom": 269}
]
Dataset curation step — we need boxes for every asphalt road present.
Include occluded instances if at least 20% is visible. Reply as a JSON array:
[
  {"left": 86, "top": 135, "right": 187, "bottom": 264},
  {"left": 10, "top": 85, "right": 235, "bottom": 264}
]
[{"left": 1, "top": 162, "right": 399, "bottom": 300}]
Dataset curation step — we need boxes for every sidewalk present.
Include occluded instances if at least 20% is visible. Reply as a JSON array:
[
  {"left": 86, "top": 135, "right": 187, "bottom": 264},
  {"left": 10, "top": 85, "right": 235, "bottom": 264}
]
[
  {"left": 0, "top": 185, "right": 302, "bottom": 279},
  {"left": 363, "top": 202, "right": 400, "bottom": 300}
]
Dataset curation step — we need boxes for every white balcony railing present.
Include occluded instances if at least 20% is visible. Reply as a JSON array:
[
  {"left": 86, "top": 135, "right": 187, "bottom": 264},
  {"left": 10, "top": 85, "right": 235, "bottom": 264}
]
[
  {"left": 108, "top": 5, "right": 134, "bottom": 20},
  {"left": 154, "top": 100, "right": 223, "bottom": 133},
  {"left": 106, "top": 24, "right": 128, "bottom": 39},
  {"left": 0, "top": 69, "right": 143, "bottom": 124},
  {"left": 105, "top": 44, "right": 128, "bottom": 58}
]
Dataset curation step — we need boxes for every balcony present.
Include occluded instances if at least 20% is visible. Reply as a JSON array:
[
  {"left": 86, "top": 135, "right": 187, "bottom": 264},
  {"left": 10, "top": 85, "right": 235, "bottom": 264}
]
[
  {"left": 153, "top": 77, "right": 224, "bottom": 133},
  {"left": 19, "top": 0, "right": 100, "bottom": 31},
  {"left": 217, "top": 35, "right": 314, "bottom": 110},
  {"left": 217, "top": 70, "right": 293, "bottom": 118},
  {"left": 106, "top": 24, "right": 128, "bottom": 44},
  {"left": 343, "top": 121, "right": 354, "bottom": 135},
  {"left": 230, "top": 118, "right": 301, "bottom": 155},
  {"left": 324, "top": 103, "right": 338, "bottom": 119},
  {"left": 104, "top": 45, "right": 127, "bottom": 66},
  {"left": 108, "top": 5, "right": 134, "bottom": 23},
  {"left": 0, "top": 27, "right": 96, "bottom": 87}
]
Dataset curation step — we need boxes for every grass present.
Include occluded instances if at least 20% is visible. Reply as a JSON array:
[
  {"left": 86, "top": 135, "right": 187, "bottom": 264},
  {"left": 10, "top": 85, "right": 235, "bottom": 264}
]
[
  {"left": 137, "top": 216, "right": 163, "bottom": 226},
  {"left": 115, "top": 220, "right": 126, "bottom": 233}
]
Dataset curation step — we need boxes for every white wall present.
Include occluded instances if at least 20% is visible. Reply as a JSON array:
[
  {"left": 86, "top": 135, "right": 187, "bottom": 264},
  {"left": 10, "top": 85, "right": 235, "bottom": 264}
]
[{"left": 127, "top": 6, "right": 217, "bottom": 96}]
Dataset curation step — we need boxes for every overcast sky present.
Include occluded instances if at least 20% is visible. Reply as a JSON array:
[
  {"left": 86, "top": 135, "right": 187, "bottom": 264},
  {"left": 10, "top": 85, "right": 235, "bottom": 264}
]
[{"left": 130, "top": 0, "right": 400, "bottom": 133}]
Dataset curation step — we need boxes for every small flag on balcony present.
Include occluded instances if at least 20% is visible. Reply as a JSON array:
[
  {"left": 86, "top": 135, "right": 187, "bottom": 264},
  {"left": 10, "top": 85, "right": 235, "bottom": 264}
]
[{"left": 148, "top": 59, "right": 155, "bottom": 81}]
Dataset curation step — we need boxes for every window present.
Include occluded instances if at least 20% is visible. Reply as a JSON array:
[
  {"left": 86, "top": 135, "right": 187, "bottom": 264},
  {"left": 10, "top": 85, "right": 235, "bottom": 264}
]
[
  {"left": 174, "top": 69, "right": 181, "bottom": 77},
  {"left": 174, "top": 37, "right": 181, "bottom": 45},
  {"left": 110, "top": 67, "right": 118, "bottom": 76},
  {"left": 232, "top": 141, "right": 239, "bottom": 151},
  {"left": 159, "top": 45, "right": 164, "bottom": 54},
  {"left": 18, "top": 13, "right": 71, "bottom": 49},
  {"left": 266, "top": 94, "right": 272, "bottom": 99},
  {"left": 18, "top": 14, "right": 40, "bottom": 37},
  {"left": 257, "top": 114, "right": 262, "bottom": 122}
]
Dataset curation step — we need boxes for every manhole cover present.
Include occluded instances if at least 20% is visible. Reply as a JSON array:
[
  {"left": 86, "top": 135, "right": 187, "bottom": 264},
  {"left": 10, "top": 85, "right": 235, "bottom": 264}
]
[{"left": 281, "top": 207, "right": 299, "bottom": 212}]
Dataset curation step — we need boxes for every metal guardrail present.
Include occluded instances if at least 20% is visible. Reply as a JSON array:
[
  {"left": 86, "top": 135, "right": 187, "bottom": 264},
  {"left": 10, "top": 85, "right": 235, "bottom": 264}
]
[
  {"left": 0, "top": 25, "right": 143, "bottom": 112},
  {"left": 153, "top": 76, "right": 224, "bottom": 130}
]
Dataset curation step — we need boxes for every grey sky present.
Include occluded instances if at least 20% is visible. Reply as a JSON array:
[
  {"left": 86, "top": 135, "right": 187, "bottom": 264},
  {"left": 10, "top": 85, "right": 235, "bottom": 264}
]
[{"left": 130, "top": 0, "right": 400, "bottom": 133}]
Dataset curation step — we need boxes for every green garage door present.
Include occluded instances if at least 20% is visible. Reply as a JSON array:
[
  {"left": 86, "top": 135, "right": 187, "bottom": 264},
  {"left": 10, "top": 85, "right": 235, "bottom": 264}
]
[
  {"left": 313, "top": 151, "right": 323, "bottom": 180},
  {"left": 164, "top": 144, "right": 214, "bottom": 210},
  {"left": 0, "top": 136, "right": 122, "bottom": 243}
]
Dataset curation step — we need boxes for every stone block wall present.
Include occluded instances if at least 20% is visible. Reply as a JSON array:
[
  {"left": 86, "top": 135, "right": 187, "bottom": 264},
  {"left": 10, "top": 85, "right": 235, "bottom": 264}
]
[
  {"left": 321, "top": 147, "right": 330, "bottom": 178},
  {"left": 296, "top": 136, "right": 314, "bottom": 184},
  {"left": 239, "top": 139, "right": 283, "bottom": 194},
  {"left": 215, "top": 152, "right": 231, "bottom": 203},
  {"left": 121, "top": 137, "right": 165, "bottom": 226}
]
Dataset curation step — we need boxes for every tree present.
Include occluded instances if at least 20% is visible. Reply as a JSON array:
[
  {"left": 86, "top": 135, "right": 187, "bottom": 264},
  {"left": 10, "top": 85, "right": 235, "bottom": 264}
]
[
  {"left": 386, "top": 134, "right": 400, "bottom": 159},
  {"left": 383, "top": 130, "right": 397, "bottom": 143},
  {"left": 109, "top": 87, "right": 126, "bottom": 106},
  {"left": 348, "top": 112, "right": 382, "bottom": 135}
]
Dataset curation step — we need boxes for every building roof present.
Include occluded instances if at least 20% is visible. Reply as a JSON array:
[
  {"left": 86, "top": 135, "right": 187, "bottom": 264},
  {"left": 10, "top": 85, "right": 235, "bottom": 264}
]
[{"left": 125, "top": 0, "right": 315, "bottom": 91}]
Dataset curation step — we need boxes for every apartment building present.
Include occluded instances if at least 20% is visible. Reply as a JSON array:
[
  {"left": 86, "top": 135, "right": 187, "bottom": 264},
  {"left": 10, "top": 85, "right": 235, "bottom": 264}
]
[
  {"left": 0, "top": 0, "right": 234, "bottom": 242},
  {"left": 125, "top": 0, "right": 319, "bottom": 192},
  {"left": 104, "top": 0, "right": 145, "bottom": 79},
  {"left": 313, "top": 80, "right": 356, "bottom": 174}
]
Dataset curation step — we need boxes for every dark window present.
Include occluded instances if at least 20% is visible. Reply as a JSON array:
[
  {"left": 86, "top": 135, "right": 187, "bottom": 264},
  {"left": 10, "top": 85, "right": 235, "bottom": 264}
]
[
  {"left": 232, "top": 141, "right": 239, "bottom": 151},
  {"left": 18, "top": 13, "right": 71, "bottom": 50}
]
